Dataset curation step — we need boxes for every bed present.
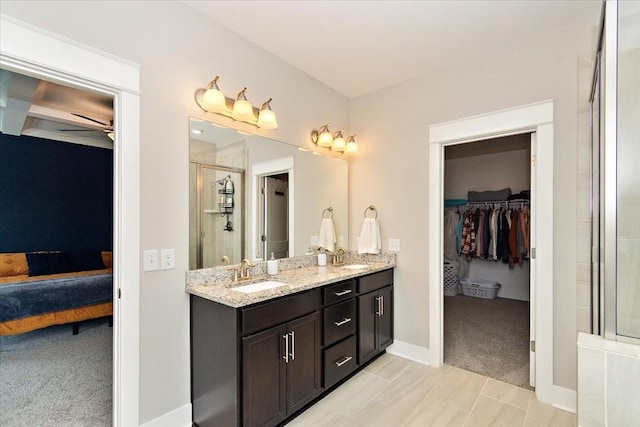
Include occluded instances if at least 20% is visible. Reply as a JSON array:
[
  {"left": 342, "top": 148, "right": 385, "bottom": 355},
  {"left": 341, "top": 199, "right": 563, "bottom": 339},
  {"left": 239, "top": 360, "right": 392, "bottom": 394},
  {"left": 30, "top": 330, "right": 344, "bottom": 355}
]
[{"left": 0, "top": 251, "right": 113, "bottom": 335}]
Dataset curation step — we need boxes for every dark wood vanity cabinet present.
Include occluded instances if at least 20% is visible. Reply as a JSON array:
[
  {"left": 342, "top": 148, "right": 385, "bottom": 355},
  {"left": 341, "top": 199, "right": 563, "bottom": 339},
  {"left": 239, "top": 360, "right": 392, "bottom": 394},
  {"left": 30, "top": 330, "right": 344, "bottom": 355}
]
[
  {"left": 357, "top": 269, "right": 394, "bottom": 365},
  {"left": 191, "top": 289, "right": 321, "bottom": 427},
  {"left": 190, "top": 268, "right": 394, "bottom": 427},
  {"left": 242, "top": 311, "right": 321, "bottom": 427}
]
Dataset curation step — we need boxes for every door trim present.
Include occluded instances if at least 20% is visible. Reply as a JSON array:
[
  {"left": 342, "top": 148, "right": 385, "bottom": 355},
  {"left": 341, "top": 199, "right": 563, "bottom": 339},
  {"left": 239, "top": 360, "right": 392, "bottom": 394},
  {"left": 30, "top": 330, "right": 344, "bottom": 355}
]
[
  {"left": 1, "top": 16, "right": 141, "bottom": 426},
  {"left": 428, "top": 100, "right": 554, "bottom": 404}
]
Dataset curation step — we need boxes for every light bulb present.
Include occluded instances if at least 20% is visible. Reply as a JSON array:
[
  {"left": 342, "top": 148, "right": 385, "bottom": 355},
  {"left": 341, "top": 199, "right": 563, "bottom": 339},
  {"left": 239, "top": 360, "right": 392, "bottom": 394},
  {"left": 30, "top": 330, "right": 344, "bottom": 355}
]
[
  {"left": 257, "top": 99, "right": 278, "bottom": 129},
  {"left": 331, "top": 131, "right": 346, "bottom": 151},
  {"left": 202, "top": 77, "right": 226, "bottom": 112},
  {"left": 345, "top": 136, "right": 359, "bottom": 155},
  {"left": 232, "top": 88, "right": 255, "bottom": 122},
  {"left": 317, "top": 125, "right": 333, "bottom": 147}
]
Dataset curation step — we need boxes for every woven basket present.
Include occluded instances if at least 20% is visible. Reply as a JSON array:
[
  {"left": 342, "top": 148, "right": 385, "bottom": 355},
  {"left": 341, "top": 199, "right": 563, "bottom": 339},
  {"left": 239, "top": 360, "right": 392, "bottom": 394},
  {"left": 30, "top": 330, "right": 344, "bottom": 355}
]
[{"left": 443, "top": 262, "right": 459, "bottom": 296}]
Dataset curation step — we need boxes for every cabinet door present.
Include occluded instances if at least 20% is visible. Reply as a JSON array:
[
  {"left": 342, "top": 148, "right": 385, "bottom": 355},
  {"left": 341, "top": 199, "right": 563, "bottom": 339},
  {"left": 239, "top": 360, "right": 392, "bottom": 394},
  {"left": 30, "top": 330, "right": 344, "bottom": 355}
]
[
  {"left": 286, "top": 311, "right": 321, "bottom": 414},
  {"left": 378, "top": 286, "right": 394, "bottom": 351},
  {"left": 242, "top": 325, "right": 287, "bottom": 427},
  {"left": 358, "top": 290, "right": 378, "bottom": 364}
]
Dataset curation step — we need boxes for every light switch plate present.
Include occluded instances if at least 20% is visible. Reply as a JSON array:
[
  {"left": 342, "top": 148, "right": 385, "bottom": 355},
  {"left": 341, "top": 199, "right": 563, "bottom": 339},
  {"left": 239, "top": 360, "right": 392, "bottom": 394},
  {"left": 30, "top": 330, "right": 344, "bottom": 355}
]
[
  {"left": 310, "top": 235, "right": 319, "bottom": 246},
  {"left": 160, "top": 249, "right": 175, "bottom": 270},
  {"left": 388, "top": 238, "right": 400, "bottom": 252},
  {"left": 143, "top": 250, "right": 159, "bottom": 272},
  {"left": 337, "top": 236, "right": 344, "bottom": 248}
]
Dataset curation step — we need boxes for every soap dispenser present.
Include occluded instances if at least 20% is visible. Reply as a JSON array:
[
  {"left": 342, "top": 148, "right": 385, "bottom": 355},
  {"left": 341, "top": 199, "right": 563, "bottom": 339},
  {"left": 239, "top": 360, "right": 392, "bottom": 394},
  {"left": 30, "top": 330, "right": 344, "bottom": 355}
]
[
  {"left": 317, "top": 247, "right": 327, "bottom": 266},
  {"left": 267, "top": 252, "right": 278, "bottom": 276}
]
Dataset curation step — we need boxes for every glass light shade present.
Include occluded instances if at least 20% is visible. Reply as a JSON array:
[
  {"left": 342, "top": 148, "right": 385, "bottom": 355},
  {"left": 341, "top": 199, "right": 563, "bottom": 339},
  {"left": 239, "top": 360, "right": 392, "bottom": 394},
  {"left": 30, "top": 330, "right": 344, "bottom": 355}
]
[
  {"left": 202, "top": 88, "right": 226, "bottom": 112},
  {"left": 345, "top": 137, "right": 359, "bottom": 155},
  {"left": 331, "top": 132, "right": 346, "bottom": 151},
  {"left": 318, "top": 130, "right": 333, "bottom": 147},
  {"left": 232, "top": 99, "right": 254, "bottom": 122},
  {"left": 257, "top": 108, "right": 278, "bottom": 129}
]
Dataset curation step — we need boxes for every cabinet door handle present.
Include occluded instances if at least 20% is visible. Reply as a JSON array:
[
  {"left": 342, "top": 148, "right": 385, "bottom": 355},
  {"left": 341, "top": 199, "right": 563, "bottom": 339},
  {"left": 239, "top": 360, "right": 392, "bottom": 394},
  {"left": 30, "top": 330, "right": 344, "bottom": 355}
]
[
  {"left": 334, "top": 289, "right": 352, "bottom": 296},
  {"left": 283, "top": 334, "right": 289, "bottom": 363},
  {"left": 290, "top": 331, "right": 295, "bottom": 361},
  {"left": 334, "top": 356, "right": 353, "bottom": 367},
  {"left": 380, "top": 295, "right": 384, "bottom": 316},
  {"left": 334, "top": 317, "right": 352, "bottom": 327},
  {"left": 376, "top": 296, "right": 381, "bottom": 316}
]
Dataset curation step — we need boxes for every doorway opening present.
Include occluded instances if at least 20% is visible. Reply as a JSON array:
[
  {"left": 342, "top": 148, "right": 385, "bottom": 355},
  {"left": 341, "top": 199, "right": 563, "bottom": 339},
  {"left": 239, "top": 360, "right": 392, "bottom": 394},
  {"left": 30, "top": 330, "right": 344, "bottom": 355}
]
[
  {"left": 442, "top": 134, "right": 533, "bottom": 390},
  {"left": 428, "top": 100, "right": 561, "bottom": 406},
  {"left": 260, "top": 173, "right": 289, "bottom": 260}
]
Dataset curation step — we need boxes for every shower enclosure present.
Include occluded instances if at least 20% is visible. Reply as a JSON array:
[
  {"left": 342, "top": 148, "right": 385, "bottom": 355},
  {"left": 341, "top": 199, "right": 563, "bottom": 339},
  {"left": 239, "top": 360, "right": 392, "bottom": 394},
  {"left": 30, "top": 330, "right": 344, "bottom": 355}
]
[
  {"left": 190, "top": 162, "right": 245, "bottom": 269},
  {"left": 589, "top": 0, "right": 640, "bottom": 342}
]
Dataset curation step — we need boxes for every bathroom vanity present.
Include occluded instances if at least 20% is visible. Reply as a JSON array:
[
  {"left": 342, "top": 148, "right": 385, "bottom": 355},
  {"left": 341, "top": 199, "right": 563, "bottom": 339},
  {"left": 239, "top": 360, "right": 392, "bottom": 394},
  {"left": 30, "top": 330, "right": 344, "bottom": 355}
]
[{"left": 187, "top": 256, "right": 394, "bottom": 427}]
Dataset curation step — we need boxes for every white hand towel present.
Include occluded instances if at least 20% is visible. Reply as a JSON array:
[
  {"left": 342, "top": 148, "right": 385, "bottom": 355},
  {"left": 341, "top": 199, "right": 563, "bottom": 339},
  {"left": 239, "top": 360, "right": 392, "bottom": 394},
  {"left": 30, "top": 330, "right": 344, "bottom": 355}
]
[
  {"left": 358, "top": 218, "right": 382, "bottom": 254},
  {"left": 318, "top": 218, "right": 336, "bottom": 252}
]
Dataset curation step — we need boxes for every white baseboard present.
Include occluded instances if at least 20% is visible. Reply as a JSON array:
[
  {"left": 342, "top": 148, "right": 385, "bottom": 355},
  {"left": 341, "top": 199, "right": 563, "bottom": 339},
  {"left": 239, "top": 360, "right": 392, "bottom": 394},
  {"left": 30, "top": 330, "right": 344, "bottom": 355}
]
[
  {"left": 386, "top": 340, "right": 429, "bottom": 365},
  {"left": 551, "top": 385, "right": 576, "bottom": 414},
  {"left": 139, "top": 403, "right": 192, "bottom": 427}
]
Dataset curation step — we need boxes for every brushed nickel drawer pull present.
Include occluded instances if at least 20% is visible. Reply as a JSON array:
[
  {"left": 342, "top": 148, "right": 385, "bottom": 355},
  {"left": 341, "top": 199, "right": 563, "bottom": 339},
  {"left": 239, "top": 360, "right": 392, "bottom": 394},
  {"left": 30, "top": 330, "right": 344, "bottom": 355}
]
[
  {"left": 334, "top": 289, "right": 352, "bottom": 297},
  {"left": 334, "top": 317, "right": 352, "bottom": 327},
  {"left": 334, "top": 356, "right": 353, "bottom": 367}
]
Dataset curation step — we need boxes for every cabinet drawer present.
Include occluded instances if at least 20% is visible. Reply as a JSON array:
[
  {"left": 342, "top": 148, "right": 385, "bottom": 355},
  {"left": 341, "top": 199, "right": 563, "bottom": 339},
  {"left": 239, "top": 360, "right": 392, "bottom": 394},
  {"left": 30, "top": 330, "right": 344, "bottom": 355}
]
[
  {"left": 323, "top": 336, "right": 357, "bottom": 388},
  {"left": 323, "top": 300, "right": 356, "bottom": 346},
  {"left": 357, "top": 269, "right": 393, "bottom": 295},
  {"left": 323, "top": 279, "right": 356, "bottom": 306},
  {"left": 242, "top": 289, "right": 321, "bottom": 335}
]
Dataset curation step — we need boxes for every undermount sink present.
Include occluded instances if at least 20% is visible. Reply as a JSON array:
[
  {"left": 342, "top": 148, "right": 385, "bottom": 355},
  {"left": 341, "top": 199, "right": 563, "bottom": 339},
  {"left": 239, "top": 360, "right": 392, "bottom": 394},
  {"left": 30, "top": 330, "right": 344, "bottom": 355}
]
[
  {"left": 342, "top": 264, "right": 370, "bottom": 270},
  {"left": 232, "top": 280, "right": 287, "bottom": 294}
]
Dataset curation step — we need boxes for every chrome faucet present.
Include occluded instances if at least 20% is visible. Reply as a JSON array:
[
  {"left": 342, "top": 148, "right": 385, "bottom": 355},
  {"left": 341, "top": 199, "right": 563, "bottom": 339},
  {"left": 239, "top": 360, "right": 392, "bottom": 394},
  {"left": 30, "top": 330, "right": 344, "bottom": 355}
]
[
  {"left": 240, "top": 258, "right": 255, "bottom": 279},
  {"left": 333, "top": 248, "right": 347, "bottom": 265}
]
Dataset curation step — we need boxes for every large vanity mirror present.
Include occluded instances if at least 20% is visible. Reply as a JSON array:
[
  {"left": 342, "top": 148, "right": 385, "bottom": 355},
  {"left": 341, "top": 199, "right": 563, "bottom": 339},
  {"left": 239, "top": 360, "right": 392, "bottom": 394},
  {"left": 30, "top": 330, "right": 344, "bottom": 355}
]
[{"left": 189, "top": 117, "right": 349, "bottom": 269}]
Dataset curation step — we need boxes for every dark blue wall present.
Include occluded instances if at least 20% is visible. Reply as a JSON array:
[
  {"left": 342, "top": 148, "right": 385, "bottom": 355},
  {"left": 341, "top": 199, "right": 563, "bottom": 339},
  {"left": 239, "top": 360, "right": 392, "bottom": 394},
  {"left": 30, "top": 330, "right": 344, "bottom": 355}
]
[{"left": 0, "top": 133, "right": 113, "bottom": 253}]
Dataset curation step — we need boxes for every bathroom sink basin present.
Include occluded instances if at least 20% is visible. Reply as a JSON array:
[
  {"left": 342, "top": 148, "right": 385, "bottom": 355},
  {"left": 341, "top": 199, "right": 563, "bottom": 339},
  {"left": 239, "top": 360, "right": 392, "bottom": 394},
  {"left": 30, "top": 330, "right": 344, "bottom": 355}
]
[
  {"left": 342, "top": 264, "right": 369, "bottom": 270},
  {"left": 232, "top": 281, "right": 287, "bottom": 294}
]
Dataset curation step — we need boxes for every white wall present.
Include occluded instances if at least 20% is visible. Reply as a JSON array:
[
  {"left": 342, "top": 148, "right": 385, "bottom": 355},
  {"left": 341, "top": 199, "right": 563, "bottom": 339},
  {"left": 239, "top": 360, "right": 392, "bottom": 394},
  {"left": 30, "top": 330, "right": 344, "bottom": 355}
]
[
  {"left": 0, "top": 1, "right": 350, "bottom": 424},
  {"left": 349, "top": 18, "right": 598, "bottom": 390}
]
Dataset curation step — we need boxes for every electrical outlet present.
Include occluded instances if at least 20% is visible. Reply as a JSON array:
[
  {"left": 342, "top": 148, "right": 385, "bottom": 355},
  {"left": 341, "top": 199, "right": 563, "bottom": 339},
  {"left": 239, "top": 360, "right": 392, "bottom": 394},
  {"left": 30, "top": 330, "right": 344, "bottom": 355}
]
[
  {"left": 143, "top": 250, "right": 159, "bottom": 272},
  {"left": 310, "top": 235, "right": 319, "bottom": 246},
  {"left": 337, "top": 236, "right": 344, "bottom": 248},
  {"left": 388, "top": 238, "right": 400, "bottom": 252},
  {"left": 160, "top": 249, "right": 175, "bottom": 270}
]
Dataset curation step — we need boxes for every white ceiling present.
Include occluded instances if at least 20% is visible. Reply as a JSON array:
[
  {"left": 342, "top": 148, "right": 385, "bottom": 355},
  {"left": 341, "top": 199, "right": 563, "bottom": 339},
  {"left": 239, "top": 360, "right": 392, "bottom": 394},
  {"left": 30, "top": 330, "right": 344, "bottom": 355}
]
[
  {"left": 184, "top": 0, "right": 602, "bottom": 98},
  {"left": 0, "top": 69, "right": 114, "bottom": 148}
]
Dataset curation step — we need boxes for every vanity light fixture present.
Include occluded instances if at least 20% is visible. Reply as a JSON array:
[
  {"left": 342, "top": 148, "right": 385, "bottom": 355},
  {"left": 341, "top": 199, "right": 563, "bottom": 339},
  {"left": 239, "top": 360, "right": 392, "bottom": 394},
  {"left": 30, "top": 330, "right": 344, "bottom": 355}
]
[
  {"left": 311, "top": 124, "right": 358, "bottom": 155},
  {"left": 194, "top": 76, "right": 278, "bottom": 129}
]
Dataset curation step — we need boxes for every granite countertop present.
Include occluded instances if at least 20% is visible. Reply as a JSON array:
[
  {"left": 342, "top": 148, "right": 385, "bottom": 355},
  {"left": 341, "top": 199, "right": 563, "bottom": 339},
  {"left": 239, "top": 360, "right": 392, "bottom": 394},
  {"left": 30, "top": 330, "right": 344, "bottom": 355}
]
[{"left": 186, "top": 258, "right": 394, "bottom": 308}]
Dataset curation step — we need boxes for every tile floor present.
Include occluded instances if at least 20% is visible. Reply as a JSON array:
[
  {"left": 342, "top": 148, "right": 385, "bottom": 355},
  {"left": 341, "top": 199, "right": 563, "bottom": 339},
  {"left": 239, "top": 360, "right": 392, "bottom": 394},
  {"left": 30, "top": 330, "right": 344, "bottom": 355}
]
[{"left": 286, "top": 353, "right": 576, "bottom": 427}]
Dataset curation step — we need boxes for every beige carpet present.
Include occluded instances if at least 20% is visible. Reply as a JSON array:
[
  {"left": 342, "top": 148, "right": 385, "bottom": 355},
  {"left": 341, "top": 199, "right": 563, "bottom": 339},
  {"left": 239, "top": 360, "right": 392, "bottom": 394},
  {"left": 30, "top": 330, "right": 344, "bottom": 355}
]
[
  {"left": 0, "top": 317, "right": 112, "bottom": 426},
  {"left": 444, "top": 295, "right": 532, "bottom": 390}
]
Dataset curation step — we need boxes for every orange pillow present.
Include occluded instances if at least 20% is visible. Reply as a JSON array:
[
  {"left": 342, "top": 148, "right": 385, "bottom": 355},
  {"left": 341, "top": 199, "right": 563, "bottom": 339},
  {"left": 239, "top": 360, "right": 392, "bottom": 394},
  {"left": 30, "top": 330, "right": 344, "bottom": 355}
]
[
  {"left": 101, "top": 251, "right": 113, "bottom": 268},
  {"left": 0, "top": 253, "right": 29, "bottom": 277}
]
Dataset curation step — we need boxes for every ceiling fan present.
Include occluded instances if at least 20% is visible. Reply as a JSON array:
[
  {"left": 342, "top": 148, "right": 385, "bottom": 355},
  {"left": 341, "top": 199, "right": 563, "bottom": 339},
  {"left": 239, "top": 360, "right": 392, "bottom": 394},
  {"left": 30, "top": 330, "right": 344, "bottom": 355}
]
[{"left": 58, "top": 113, "right": 115, "bottom": 141}]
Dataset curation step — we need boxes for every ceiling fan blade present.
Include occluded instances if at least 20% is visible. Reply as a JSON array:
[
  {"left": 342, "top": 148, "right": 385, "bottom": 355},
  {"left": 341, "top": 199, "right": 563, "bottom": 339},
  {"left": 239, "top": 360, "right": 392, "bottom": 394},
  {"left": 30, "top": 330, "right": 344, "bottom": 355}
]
[{"left": 71, "top": 113, "right": 109, "bottom": 127}]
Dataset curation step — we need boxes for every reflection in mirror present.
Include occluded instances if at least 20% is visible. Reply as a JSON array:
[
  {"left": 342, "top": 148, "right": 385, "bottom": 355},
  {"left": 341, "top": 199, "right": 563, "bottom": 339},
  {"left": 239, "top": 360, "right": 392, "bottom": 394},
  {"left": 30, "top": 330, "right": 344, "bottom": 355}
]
[{"left": 189, "top": 117, "right": 349, "bottom": 269}]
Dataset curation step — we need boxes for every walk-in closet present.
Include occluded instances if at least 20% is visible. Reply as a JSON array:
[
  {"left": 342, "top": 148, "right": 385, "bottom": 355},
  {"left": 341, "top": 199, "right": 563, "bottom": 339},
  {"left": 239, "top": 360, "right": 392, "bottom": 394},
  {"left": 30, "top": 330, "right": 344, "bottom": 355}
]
[{"left": 443, "top": 133, "right": 533, "bottom": 390}]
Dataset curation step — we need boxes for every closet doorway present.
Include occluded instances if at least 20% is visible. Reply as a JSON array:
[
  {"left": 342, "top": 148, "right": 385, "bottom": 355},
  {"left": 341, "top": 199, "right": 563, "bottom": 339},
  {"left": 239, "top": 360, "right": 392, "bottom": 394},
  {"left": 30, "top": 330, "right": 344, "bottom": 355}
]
[
  {"left": 442, "top": 134, "right": 533, "bottom": 389},
  {"left": 428, "top": 100, "right": 558, "bottom": 406}
]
